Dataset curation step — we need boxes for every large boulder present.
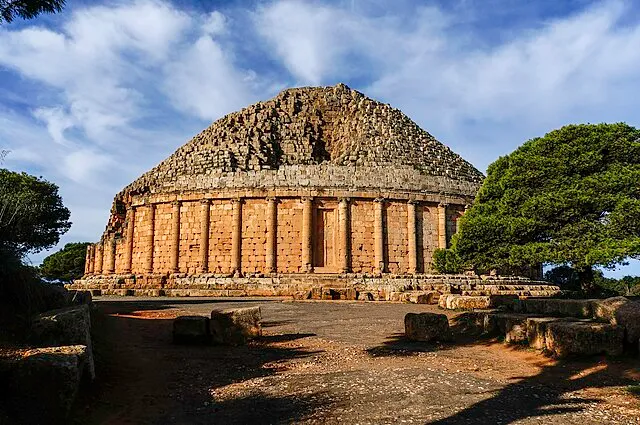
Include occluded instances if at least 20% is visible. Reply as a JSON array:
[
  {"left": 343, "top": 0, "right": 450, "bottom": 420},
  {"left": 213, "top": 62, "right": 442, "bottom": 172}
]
[
  {"left": 593, "top": 297, "right": 640, "bottom": 347},
  {"left": 404, "top": 312, "right": 452, "bottom": 342},
  {"left": 544, "top": 321, "right": 623, "bottom": 358},
  {"left": 172, "top": 315, "right": 211, "bottom": 344},
  {"left": 1, "top": 345, "right": 87, "bottom": 424},
  {"left": 30, "top": 304, "right": 94, "bottom": 380},
  {"left": 210, "top": 307, "right": 262, "bottom": 345}
]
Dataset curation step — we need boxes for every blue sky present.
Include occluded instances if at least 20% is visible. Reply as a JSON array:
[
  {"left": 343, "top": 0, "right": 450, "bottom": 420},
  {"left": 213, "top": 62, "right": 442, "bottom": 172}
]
[{"left": 1, "top": 0, "right": 639, "bottom": 277}]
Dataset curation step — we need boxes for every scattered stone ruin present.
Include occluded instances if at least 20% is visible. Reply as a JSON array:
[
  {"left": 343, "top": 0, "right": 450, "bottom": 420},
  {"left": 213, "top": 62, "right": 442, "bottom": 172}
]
[{"left": 69, "top": 84, "right": 555, "bottom": 297}]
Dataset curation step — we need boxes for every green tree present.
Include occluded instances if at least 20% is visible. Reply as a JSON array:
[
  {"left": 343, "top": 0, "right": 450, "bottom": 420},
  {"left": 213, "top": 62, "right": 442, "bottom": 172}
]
[
  {"left": 453, "top": 123, "right": 640, "bottom": 293},
  {"left": 0, "top": 168, "right": 71, "bottom": 259},
  {"left": 1, "top": 0, "right": 65, "bottom": 24},
  {"left": 431, "top": 248, "right": 463, "bottom": 274},
  {"left": 40, "top": 242, "right": 90, "bottom": 283}
]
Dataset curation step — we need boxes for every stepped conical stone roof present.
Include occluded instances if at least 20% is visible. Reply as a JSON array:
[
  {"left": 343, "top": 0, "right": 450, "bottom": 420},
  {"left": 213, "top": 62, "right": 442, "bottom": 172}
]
[{"left": 119, "top": 84, "right": 483, "bottom": 200}]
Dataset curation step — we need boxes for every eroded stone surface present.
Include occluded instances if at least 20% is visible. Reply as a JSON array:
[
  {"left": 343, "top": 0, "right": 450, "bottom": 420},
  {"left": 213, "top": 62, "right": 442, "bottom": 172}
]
[
  {"left": 544, "top": 322, "right": 624, "bottom": 358},
  {"left": 30, "top": 304, "right": 94, "bottom": 379},
  {"left": 210, "top": 306, "right": 262, "bottom": 345},
  {"left": 404, "top": 312, "right": 452, "bottom": 342},
  {"left": 1, "top": 345, "right": 87, "bottom": 424}
]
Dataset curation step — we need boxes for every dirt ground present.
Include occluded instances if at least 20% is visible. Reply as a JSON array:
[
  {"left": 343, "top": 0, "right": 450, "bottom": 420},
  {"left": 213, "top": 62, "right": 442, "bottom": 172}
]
[{"left": 70, "top": 297, "right": 640, "bottom": 425}]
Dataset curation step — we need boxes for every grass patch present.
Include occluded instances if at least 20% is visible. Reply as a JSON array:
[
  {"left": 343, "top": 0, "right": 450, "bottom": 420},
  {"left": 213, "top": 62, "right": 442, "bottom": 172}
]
[{"left": 628, "top": 384, "right": 640, "bottom": 398}]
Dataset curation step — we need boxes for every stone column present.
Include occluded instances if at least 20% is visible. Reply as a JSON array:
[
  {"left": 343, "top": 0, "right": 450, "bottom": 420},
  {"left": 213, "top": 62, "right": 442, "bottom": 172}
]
[
  {"left": 198, "top": 199, "right": 210, "bottom": 274},
  {"left": 374, "top": 198, "right": 385, "bottom": 274},
  {"left": 95, "top": 242, "right": 103, "bottom": 275},
  {"left": 407, "top": 200, "right": 418, "bottom": 274},
  {"left": 438, "top": 203, "right": 447, "bottom": 249},
  {"left": 145, "top": 203, "right": 156, "bottom": 274},
  {"left": 88, "top": 244, "right": 95, "bottom": 274},
  {"left": 231, "top": 198, "right": 242, "bottom": 276},
  {"left": 266, "top": 197, "right": 277, "bottom": 274},
  {"left": 123, "top": 207, "right": 135, "bottom": 274},
  {"left": 170, "top": 201, "right": 181, "bottom": 273},
  {"left": 106, "top": 235, "right": 116, "bottom": 274},
  {"left": 338, "top": 197, "right": 351, "bottom": 274},
  {"left": 85, "top": 245, "right": 93, "bottom": 275},
  {"left": 301, "top": 197, "right": 314, "bottom": 273}
]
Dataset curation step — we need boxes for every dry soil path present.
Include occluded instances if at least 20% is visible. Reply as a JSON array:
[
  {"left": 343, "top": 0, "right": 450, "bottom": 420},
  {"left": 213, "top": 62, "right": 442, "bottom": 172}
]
[{"left": 70, "top": 297, "right": 640, "bottom": 425}]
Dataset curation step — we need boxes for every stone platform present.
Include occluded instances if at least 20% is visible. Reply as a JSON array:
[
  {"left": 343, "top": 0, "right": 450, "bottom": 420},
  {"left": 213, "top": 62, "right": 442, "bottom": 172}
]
[{"left": 67, "top": 274, "right": 560, "bottom": 301}]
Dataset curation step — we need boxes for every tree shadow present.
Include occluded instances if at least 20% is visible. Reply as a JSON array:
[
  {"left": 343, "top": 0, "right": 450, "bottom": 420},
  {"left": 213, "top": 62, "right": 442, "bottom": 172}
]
[
  {"left": 427, "top": 358, "right": 639, "bottom": 424},
  {"left": 364, "top": 314, "right": 639, "bottom": 424},
  {"left": 69, "top": 301, "right": 330, "bottom": 425}
]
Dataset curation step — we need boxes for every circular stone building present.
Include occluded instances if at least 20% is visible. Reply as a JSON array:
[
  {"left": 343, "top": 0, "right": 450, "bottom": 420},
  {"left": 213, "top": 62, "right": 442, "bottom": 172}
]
[{"left": 73, "top": 84, "right": 555, "bottom": 299}]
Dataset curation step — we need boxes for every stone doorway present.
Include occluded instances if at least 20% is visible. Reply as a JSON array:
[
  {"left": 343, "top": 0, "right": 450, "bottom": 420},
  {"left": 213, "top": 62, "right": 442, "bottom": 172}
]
[{"left": 313, "top": 208, "right": 336, "bottom": 272}]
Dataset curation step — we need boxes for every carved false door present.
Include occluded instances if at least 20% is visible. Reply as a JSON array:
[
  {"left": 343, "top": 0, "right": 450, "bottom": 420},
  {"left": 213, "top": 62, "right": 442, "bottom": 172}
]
[{"left": 314, "top": 208, "right": 336, "bottom": 272}]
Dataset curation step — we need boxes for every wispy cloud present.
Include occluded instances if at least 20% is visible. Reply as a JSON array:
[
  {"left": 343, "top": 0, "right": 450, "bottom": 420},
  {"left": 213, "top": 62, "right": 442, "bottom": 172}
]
[{"left": 1, "top": 0, "right": 639, "bottom": 276}]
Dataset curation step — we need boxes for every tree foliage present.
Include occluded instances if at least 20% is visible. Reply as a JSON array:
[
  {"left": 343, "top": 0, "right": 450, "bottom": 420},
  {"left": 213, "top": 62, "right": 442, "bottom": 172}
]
[
  {"left": 453, "top": 123, "right": 640, "bottom": 289},
  {"left": 1, "top": 0, "right": 65, "bottom": 24},
  {"left": 0, "top": 168, "right": 71, "bottom": 258},
  {"left": 40, "top": 242, "right": 90, "bottom": 283},
  {"left": 431, "top": 248, "right": 463, "bottom": 274}
]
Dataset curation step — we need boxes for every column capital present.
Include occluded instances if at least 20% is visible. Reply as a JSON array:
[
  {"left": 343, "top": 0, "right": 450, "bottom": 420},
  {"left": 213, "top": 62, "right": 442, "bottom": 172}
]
[
  {"left": 266, "top": 196, "right": 278, "bottom": 202},
  {"left": 200, "top": 198, "right": 211, "bottom": 205},
  {"left": 464, "top": 204, "right": 471, "bottom": 211},
  {"left": 407, "top": 199, "right": 419, "bottom": 205},
  {"left": 230, "top": 197, "right": 243, "bottom": 204},
  {"left": 301, "top": 196, "right": 314, "bottom": 202},
  {"left": 438, "top": 202, "right": 449, "bottom": 208},
  {"left": 374, "top": 197, "right": 386, "bottom": 203},
  {"left": 172, "top": 200, "right": 182, "bottom": 206},
  {"left": 338, "top": 197, "right": 351, "bottom": 203}
]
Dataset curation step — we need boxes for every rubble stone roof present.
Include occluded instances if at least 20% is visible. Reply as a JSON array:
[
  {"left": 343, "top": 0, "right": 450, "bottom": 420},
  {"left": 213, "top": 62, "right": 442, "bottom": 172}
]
[{"left": 119, "top": 83, "right": 484, "bottom": 199}]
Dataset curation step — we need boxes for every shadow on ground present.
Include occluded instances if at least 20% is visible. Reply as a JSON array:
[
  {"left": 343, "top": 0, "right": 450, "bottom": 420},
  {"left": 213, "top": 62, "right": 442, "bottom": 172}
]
[
  {"left": 69, "top": 299, "right": 328, "bottom": 425},
  {"left": 366, "top": 324, "right": 639, "bottom": 424}
]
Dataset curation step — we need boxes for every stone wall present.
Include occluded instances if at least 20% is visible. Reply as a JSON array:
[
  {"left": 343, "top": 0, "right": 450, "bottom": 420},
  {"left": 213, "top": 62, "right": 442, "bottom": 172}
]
[{"left": 85, "top": 193, "right": 464, "bottom": 279}]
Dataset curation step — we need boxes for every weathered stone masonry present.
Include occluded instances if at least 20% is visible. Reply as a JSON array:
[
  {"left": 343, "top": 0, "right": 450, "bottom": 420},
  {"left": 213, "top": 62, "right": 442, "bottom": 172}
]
[
  {"left": 84, "top": 193, "right": 465, "bottom": 277},
  {"left": 68, "top": 84, "right": 556, "bottom": 296}
]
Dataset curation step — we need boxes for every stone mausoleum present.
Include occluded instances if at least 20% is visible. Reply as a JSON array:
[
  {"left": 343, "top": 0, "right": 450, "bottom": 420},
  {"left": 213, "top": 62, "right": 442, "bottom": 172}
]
[{"left": 70, "top": 84, "right": 558, "bottom": 299}]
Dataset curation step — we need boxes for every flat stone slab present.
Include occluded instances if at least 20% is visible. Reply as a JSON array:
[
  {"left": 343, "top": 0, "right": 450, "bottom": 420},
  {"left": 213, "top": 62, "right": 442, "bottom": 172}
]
[
  {"left": 173, "top": 316, "right": 211, "bottom": 344},
  {"left": 404, "top": 312, "right": 452, "bottom": 342},
  {"left": 544, "top": 321, "right": 624, "bottom": 358},
  {"left": 210, "top": 306, "right": 262, "bottom": 345}
]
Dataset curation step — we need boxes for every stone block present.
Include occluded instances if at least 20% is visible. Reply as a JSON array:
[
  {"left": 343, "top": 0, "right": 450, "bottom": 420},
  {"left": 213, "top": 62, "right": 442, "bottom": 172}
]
[
  {"left": 544, "top": 322, "right": 624, "bottom": 358},
  {"left": 173, "top": 315, "right": 211, "bottom": 344},
  {"left": 404, "top": 312, "right": 452, "bottom": 342},
  {"left": 408, "top": 291, "right": 439, "bottom": 304},
  {"left": 30, "top": 304, "right": 94, "bottom": 380},
  {"left": 593, "top": 297, "right": 640, "bottom": 347},
  {"left": 486, "top": 313, "right": 528, "bottom": 343},
  {"left": 449, "top": 311, "right": 488, "bottom": 336},
  {"left": 521, "top": 299, "right": 594, "bottom": 318},
  {"left": 210, "top": 306, "right": 262, "bottom": 345},
  {"left": 2, "top": 345, "right": 87, "bottom": 424},
  {"left": 526, "top": 317, "right": 579, "bottom": 350}
]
